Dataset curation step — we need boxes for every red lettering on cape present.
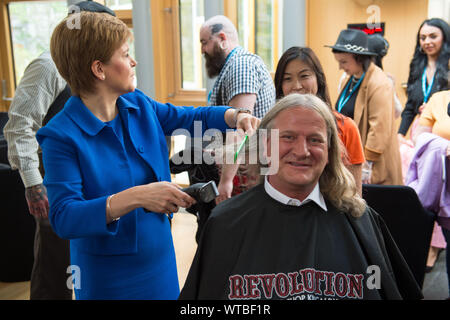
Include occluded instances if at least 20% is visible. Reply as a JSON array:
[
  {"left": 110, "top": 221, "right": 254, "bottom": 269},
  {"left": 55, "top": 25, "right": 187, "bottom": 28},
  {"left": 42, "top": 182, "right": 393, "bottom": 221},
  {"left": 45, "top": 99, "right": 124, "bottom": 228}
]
[
  {"left": 314, "top": 271, "right": 325, "bottom": 295},
  {"left": 300, "top": 269, "right": 315, "bottom": 293},
  {"left": 288, "top": 272, "right": 304, "bottom": 295},
  {"left": 258, "top": 274, "right": 276, "bottom": 299},
  {"left": 323, "top": 271, "right": 336, "bottom": 297},
  {"left": 334, "top": 272, "right": 348, "bottom": 298},
  {"left": 275, "top": 273, "right": 290, "bottom": 298},
  {"left": 244, "top": 275, "right": 261, "bottom": 299},
  {"left": 348, "top": 274, "right": 364, "bottom": 299},
  {"left": 228, "top": 275, "right": 246, "bottom": 299}
]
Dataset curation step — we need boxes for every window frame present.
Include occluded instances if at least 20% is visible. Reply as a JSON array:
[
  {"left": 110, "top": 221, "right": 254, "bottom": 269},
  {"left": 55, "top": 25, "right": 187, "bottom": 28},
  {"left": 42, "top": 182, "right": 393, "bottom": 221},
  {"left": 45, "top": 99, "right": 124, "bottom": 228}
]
[
  {"left": 0, "top": 0, "right": 133, "bottom": 112},
  {"left": 151, "top": 0, "right": 206, "bottom": 107},
  {"left": 0, "top": 0, "right": 15, "bottom": 111},
  {"left": 225, "top": 0, "right": 280, "bottom": 73},
  {"left": 150, "top": 0, "right": 280, "bottom": 107}
]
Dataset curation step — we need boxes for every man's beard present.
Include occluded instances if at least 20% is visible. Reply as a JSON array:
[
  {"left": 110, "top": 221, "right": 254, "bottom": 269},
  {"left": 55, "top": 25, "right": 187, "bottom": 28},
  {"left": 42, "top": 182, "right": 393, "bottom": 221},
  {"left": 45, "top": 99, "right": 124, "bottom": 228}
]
[{"left": 204, "top": 43, "right": 227, "bottom": 78}]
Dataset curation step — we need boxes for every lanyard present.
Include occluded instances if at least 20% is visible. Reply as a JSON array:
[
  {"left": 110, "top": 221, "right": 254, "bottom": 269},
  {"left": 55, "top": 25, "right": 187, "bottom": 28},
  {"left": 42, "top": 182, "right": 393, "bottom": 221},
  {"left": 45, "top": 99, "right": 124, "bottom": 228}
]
[
  {"left": 337, "top": 73, "right": 365, "bottom": 113},
  {"left": 422, "top": 67, "right": 436, "bottom": 103},
  {"left": 207, "top": 47, "right": 241, "bottom": 104}
]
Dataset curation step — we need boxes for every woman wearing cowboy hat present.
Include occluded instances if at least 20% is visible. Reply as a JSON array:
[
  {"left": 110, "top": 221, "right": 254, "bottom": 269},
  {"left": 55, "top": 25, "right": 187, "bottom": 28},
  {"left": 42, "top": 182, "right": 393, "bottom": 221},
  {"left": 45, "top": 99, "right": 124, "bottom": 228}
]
[{"left": 327, "top": 28, "right": 402, "bottom": 185}]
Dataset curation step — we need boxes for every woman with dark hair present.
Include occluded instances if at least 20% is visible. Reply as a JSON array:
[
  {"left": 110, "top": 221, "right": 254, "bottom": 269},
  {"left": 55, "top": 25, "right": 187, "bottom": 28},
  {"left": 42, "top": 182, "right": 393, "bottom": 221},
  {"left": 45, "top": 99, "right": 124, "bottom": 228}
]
[
  {"left": 327, "top": 28, "right": 402, "bottom": 186},
  {"left": 274, "top": 46, "right": 365, "bottom": 194},
  {"left": 398, "top": 18, "right": 450, "bottom": 142}
]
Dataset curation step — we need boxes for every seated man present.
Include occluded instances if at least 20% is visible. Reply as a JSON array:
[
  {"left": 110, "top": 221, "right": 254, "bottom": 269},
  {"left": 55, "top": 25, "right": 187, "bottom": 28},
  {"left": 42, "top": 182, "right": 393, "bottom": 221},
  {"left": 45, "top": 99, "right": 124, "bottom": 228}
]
[{"left": 179, "top": 93, "right": 422, "bottom": 300}]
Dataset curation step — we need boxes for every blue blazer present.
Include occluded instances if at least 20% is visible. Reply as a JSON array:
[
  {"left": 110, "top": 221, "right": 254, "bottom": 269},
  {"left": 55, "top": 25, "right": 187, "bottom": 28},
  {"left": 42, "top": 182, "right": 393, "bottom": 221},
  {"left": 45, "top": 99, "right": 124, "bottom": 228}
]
[{"left": 36, "top": 89, "right": 230, "bottom": 255}]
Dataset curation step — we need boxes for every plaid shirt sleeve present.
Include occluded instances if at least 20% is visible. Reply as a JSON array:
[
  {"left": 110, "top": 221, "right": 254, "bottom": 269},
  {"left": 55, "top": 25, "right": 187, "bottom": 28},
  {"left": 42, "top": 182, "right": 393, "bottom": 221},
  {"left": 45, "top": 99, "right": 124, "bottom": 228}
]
[
  {"left": 222, "top": 53, "right": 275, "bottom": 118},
  {"left": 224, "top": 55, "right": 260, "bottom": 100}
]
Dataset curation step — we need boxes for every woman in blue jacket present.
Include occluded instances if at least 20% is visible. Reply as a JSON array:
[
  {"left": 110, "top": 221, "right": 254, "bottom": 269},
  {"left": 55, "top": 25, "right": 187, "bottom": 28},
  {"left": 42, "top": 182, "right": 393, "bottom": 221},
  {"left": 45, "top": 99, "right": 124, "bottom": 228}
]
[{"left": 36, "top": 11, "right": 259, "bottom": 300}]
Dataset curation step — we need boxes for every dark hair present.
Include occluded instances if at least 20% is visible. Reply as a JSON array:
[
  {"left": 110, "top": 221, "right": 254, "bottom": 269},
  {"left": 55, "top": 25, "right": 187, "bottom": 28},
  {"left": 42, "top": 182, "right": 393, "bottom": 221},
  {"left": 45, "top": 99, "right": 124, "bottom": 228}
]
[
  {"left": 368, "top": 34, "right": 390, "bottom": 69},
  {"left": 274, "top": 47, "right": 346, "bottom": 134},
  {"left": 331, "top": 49, "right": 372, "bottom": 72},
  {"left": 353, "top": 54, "right": 372, "bottom": 72},
  {"left": 274, "top": 47, "right": 332, "bottom": 106},
  {"left": 407, "top": 18, "right": 450, "bottom": 101}
]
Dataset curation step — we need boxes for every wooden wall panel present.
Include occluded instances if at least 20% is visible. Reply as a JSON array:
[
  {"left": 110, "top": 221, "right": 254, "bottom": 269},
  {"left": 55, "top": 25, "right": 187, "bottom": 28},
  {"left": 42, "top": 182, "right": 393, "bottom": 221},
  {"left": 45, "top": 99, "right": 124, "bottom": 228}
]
[{"left": 307, "top": 0, "right": 429, "bottom": 110}]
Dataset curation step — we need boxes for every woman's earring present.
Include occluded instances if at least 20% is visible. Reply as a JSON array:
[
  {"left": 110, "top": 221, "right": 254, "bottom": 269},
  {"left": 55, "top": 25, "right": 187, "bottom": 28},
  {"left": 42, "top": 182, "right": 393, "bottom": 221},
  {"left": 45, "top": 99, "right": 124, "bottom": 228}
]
[{"left": 419, "top": 46, "right": 425, "bottom": 54}]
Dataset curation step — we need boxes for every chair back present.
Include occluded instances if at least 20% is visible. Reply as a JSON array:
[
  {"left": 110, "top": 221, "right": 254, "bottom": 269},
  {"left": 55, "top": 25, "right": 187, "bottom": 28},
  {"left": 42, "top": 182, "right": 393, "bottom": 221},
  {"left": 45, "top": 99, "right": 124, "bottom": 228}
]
[
  {"left": 0, "top": 164, "right": 35, "bottom": 281},
  {"left": 362, "top": 184, "right": 435, "bottom": 288}
]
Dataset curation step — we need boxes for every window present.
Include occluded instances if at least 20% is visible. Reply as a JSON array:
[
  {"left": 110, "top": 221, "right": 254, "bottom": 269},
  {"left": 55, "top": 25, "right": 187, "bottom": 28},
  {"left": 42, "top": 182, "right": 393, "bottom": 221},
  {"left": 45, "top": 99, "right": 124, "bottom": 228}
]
[
  {"left": 0, "top": 0, "right": 135, "bottom": 111},
  {"left": 0, "top": 0, "right": 68, "bottom": 111},
  {"left": 255, "top": 0, "right": 275, "bottom": 71},
  {"left": 8, "top": 1, "right": 67, "bottom": 85},
  {"left": 105, "top": 0, "right": 133, "bottom": 27},
  {"left": 150, "top": 0, "right": 281, "bottom": 108},
  {"left": 232, "top": 0, "right": 282, "bottom": 72},
  {"left": 179, "top": 0, "right": 205, "bottom": 90},
  {"left": 150, "top": 0, "right": 206, "bottom": 107},
  {"left": 104, "top": 0, "right": 132, "bottom": 10}
]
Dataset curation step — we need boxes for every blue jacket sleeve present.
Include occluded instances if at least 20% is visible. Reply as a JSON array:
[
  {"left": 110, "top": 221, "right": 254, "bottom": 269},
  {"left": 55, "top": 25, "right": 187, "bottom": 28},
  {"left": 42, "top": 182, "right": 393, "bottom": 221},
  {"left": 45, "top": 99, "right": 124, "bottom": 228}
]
[
  {"left": 141, "top": 94, "right": 231, "bottom": 136},
  {"left": 40, "top": 134, "right": 119, "bottom": 239}
]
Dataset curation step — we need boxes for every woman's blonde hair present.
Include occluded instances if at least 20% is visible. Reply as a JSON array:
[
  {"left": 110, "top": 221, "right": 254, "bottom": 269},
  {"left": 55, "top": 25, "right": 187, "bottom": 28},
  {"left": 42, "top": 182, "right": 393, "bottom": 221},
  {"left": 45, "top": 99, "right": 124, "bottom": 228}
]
[
  {"left": 247, "top": 93, "right": 366, "bottom": 218},
  {"left": 50, "top": 11, "right": 132, "bottom": 96}
]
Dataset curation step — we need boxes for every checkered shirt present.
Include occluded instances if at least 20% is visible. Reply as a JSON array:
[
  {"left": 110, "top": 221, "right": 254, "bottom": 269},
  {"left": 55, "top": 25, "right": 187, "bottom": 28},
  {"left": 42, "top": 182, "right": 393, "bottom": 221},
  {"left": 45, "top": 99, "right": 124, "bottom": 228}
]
[{"left": 209, "top": 47, "right": 275, "bottom": 119}]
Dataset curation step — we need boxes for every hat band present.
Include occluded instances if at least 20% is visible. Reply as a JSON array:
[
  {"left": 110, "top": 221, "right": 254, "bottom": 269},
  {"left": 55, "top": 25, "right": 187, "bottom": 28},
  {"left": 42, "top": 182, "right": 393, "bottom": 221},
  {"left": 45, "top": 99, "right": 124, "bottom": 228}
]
[{"left": 336, "top": 43, "right": 368, "bottom": 53}]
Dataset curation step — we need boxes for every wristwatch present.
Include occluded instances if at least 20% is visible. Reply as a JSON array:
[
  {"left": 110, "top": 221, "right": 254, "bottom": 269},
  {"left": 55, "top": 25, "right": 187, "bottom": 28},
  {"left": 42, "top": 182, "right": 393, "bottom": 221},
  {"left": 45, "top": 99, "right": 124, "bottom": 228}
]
[{"left": 233, "top": 108, "right": 252, "bottom": 127}]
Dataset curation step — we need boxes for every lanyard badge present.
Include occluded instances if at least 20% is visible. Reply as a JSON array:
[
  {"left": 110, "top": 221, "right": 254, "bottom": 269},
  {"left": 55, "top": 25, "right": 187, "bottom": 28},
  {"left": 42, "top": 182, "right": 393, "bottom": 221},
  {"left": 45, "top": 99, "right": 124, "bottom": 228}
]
[
  {"left": 422, "top": 67, "right": 436, "bottom": 104},
  {"left": 337, "top": 72, "right": 365, "bottom": 113}
]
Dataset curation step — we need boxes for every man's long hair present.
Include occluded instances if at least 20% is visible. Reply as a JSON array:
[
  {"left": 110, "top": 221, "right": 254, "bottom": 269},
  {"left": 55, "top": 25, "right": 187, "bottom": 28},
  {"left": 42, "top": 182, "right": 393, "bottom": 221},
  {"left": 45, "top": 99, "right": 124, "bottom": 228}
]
[{"left": 247, "top": 94, "right": 366, "bottom": 218}]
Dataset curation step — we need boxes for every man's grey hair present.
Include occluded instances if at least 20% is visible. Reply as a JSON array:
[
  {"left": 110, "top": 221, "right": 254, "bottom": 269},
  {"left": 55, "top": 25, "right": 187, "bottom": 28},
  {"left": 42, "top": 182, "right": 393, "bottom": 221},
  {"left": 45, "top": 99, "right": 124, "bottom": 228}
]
[{"left": 247, "top": 93, "right": 367, "bottom": 218}]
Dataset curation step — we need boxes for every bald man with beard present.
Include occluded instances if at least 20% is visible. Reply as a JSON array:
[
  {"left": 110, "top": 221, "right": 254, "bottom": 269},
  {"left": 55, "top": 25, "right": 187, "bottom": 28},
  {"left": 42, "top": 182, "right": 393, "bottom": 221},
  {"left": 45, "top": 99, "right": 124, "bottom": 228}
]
[{"left": 198, "top": 15, "right": 275, "bottom": 208}]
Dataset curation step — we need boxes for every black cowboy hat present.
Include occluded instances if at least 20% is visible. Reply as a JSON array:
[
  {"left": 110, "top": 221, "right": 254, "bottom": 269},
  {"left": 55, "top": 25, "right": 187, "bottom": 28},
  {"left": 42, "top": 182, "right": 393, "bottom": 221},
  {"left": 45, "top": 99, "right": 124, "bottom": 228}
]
[{"left": 325, "top": 28, "right": 376, "bottom": 56}]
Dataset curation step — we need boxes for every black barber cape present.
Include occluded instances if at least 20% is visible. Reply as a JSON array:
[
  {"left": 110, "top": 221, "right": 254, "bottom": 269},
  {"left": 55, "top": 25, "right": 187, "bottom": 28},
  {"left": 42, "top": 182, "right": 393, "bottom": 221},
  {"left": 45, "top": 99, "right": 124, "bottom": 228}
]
[{"left": 179, "top": 184, "right": 422, "bottom": 300}]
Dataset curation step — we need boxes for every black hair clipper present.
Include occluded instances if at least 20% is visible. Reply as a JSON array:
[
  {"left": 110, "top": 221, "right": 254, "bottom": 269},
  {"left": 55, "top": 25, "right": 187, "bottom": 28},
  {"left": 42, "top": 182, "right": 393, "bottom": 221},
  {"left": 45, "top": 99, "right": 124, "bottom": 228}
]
[{"left": 182, "top": 181, "right": 219, "bottom": 203}]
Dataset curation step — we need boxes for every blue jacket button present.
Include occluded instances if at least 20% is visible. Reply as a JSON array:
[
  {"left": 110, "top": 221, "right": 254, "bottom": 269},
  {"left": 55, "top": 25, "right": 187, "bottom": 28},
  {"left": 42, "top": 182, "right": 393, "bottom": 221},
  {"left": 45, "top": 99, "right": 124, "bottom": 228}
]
[{"left": 139, "top": 146, "right": 144, "bottom": 153}]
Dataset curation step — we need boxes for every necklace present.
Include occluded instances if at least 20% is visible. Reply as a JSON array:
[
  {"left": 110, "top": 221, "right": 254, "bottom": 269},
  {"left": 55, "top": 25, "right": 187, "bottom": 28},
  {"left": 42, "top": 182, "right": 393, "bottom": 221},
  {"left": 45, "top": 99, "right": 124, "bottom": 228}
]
[
  {"left": 349, "top": 77, "right": 360, "bottom": 92},
  {"left": 337, "top": 73, "right": 365, "bottom": 113}
]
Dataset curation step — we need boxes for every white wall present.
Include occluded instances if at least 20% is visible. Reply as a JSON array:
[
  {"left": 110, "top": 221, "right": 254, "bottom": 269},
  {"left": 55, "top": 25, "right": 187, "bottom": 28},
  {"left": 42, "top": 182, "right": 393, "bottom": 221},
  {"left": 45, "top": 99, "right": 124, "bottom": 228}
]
[
  {"left": 282, "top": 0, "right": 306, "bottom": 51},
  {"left": 132, "top": 0, "right": 155, "bottom": 97},
  {"left": 428, "top": 0, "right": 450, "bottom": 21}
]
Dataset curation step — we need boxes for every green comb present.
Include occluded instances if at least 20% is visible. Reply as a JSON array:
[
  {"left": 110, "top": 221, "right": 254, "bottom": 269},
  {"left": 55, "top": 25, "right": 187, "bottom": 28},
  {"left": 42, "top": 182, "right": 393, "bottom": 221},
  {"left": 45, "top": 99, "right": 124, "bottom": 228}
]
[{"left": 234, "top": 135, "right": 248, "bottom": 163}]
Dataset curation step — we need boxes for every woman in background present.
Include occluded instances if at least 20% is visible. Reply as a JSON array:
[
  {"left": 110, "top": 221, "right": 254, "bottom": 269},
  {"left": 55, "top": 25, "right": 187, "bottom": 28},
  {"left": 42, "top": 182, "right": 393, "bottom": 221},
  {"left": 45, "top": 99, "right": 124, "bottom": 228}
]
[
  {"left": 398, "top": 18, "right": 449, "bottom": 275},
  {"left": 327, "top": 28, "right": 402, "bottom": 185},
  {"left": 274, "top": 46, "right": 365, "bottom": 194},
  {"left": 398, "top": 18, "right": 449, "bottom": 143},
  {"left": 398, "top": 18, "right": 449, "bottom": 184}
]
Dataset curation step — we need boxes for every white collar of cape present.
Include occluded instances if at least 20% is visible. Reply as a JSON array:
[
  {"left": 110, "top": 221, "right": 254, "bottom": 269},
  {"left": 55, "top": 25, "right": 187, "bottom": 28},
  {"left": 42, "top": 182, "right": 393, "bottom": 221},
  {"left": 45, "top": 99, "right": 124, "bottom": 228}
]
[{"left": 264, "top": 176, "right": 328, "bottom": 212}]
